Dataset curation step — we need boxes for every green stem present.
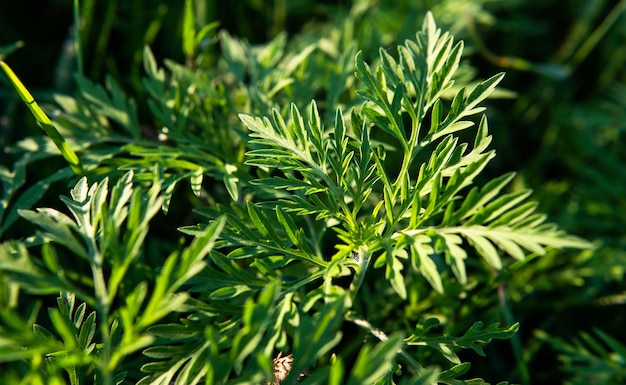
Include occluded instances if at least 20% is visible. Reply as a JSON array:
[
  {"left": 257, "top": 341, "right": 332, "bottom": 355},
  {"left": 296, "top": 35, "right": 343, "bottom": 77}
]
[
  {"left": 97, "top": 311, "right": 112, "bottom": 385},
  {"left": 89, "top": 236, "right": 112, "bottom": 385},
  {"left": 348, "top": 245, "right": 371, "bottom": 302},
  {"left": 494, "top": 268, "right": 530, "bottom": 385},
  {"left": 391, "top": 93, "right": 424, "bottom": 215},
  {"left": 73, "top": 0, "right": 83, "bottom": 76},
  {"left": 568, "top": 0, "right": 626, "bottom": 71}
]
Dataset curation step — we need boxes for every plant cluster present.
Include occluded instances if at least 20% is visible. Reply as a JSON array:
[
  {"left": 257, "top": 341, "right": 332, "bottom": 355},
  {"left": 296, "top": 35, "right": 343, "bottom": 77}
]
[{"left": 1, "top": 1, "right": 618, "bottom": 384}]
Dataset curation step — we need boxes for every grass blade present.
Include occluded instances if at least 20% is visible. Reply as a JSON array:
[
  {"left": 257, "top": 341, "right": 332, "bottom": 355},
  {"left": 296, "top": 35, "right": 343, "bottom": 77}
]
[{"left": 1, "top": 61, "right": 84, "bottom": 175}]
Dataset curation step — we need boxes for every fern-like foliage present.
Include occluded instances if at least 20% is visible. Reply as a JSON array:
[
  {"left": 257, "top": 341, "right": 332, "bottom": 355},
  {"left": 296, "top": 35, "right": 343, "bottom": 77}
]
[
  {"left": 237, "top": 12, "right": 590, "bottom": 300},
  {"left": 0, "top": 172, "right": 224, "bottom": 384},
  {"left": 169, "top": 12, "right": 590, "bottom": 384},
  {"left": 0, "top": 10, "right": 594, "bottom": 385},
  {"left": 537, "top": 328, "right": 626, "bottom": 385}
]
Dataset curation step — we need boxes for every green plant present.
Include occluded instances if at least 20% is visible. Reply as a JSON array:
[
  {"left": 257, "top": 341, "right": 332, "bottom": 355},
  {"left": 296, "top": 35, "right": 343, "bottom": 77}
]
[
  {"left": 0, "top": 171, "right": 224, "bottom": 384},
  {"left": 536, "top": 328, "right": 626, "bottom": 385},
  {"left": 0, "top": 8, "right": 593, "bottom": 385}
]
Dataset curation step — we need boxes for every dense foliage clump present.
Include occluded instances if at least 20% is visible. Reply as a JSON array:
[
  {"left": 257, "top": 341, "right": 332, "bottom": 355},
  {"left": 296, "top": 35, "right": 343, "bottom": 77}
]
[{"left": 1, "top": 1, "right": 624, "bottom": 384}]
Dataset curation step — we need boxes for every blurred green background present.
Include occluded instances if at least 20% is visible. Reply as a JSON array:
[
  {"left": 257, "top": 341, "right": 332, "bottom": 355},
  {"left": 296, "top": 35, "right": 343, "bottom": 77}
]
[{"left": 1, "top": 0, "right": 625, "bottom": 384}]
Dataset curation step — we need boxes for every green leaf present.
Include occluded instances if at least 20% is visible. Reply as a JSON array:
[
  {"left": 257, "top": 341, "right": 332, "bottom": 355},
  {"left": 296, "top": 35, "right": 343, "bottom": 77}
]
[
  {"left": 346, "top": 333, "right": 405, "bottom": 384},
  {"left": 48, "top": 308, "right": 78, "bottom": 350},
  {"left": 231, "top": 283, "right": 278, "bottom": 371},
  {"left": 246, "top": 201, "right": 282, "bottom": 245},
  {"left": 0, "top": 241, "right": 78, "bottom": 296},
  {"left": 18, "top": 209, "right": 87, "bottom": 259},
  {"left": 465, "top": 233, "right": 502, "bottom": 269},
  {"left": 441, "top": 233, "right": 468, "bottom": 284},
  {"left": 0, "top": 61, "right": 84, "bottom": 175},
  {"left": 77, "top": 311, "right": 96, "bottom": 351},
  {"left": 75, "top": 74, "right": 140, "bottom": 138},
  {"left": 0, "top": 163, "right": 73, "bottom": 237},
  {"left": 148, "top": 323, "right": 200, "bottom": 341},
  {"left": 410, "top": 235, "right": 443, "bottom": 293},
  {"left": 439, "top": 362, "right": 471, "bottom": 381},
  {"left": 406, "top": 320, "right": 519, "bottom": 363},
  {"left": 275, "top": 206, "right": 300, "bottom": 246},
  {"left": 222, "top": 163, "right": 239, "bottom": 201},
  {"left": 137, "top": 216, "right": 224, "bottom": 331},
  {"left": 385, "top": 248, "right": 408, "bottom": 299},
  {"left": 290, "top": 295, "right": 346, "bottom": 382}
]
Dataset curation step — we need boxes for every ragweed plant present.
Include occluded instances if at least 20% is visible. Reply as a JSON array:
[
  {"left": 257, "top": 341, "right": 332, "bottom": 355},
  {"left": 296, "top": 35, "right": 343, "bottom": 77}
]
[
  {"left": 0, "top": 171, "right": 224, "bottom": 385},
  {"left": 171, "top": 12, "right": 590, "bottom": 384},
  {"left": 0, "top": 10, "right": 592, "bottom": 385}
]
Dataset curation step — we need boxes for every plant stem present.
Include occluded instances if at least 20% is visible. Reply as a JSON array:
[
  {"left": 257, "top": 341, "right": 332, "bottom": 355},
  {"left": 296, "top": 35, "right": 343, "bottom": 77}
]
[
  {"left": 90, "top": 238, "right": 113, "bottom": 385},
  {"left": 348, "top": 245, "right": 370, "bottom": 301},
  {"left": 495, "top": 269, "right": 530, "bottom": 385},
  {"left": 73, "top": 0, "right": 83, "bottom": 77},
  {"left": 568, "top": 0, "right": 626, "bottom": 71}
]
